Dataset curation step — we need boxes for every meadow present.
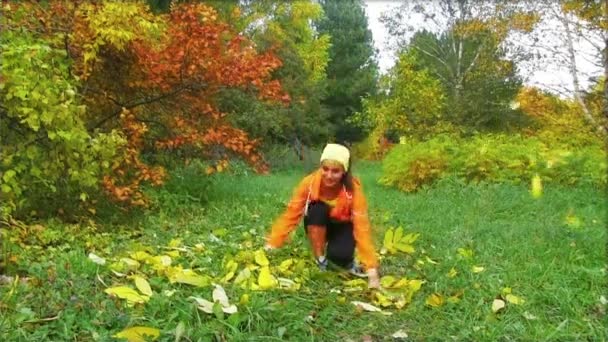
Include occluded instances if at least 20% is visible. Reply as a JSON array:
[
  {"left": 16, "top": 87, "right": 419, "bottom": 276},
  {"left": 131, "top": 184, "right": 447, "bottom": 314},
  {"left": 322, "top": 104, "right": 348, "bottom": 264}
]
[{"left": 1, "top": 161, "right": 605, "bottom": 341}]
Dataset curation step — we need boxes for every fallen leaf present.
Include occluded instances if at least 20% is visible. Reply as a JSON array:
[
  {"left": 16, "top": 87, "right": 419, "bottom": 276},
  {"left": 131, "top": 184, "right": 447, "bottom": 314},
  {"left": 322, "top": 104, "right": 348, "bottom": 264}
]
[
  {"left": 408, "top": 279, "right": 424, "bottom": 291},
  {"left": 133, "top": 276, "right": 153, "bottom": 297},
  {"left": 424, "top": 256, "right": 438, "bottom": 264},
  {"left": 174, "top": 322, "right": 185, "bottom": 342},
  {"left": 392, "top": 329, "right": 408, "bottom": 339},
  {"left": 277, "top": 277, "right": 300, "bottom": 290},
  {"left": 492, "top": 299, "right": 505, "bottom": 313},
  {"left": 457, "top": 248, "right": 474, "bottom": 259},
  {"left": 505, "top": 294, "right": 525, "bottom": 305},
  {"left": 380, "top": 276, "right": 397, "bottom": 288},
  {"left": 88, "top": 253, "right": 106, "bottom": 265},
  {"left": 212, "top": 285, "right": 230, "bottom": 307},
  {"left": 104, "top": 286, "right": 150, "bottom": 305},
  {"left": 130, "top": 251, "right": 152, "bottom": 262},
  {"left": 168, "top": 239, "right": 182, "bottom": 248},
  {"left": 120, "top": 258, "right": 140, "bottom": 270},
  {"left": 471, "top": 266, "right": 485, "bottom": 273},
  {"left": 113, "top": 326, "right": 160, "bottom": 342},
  {"left": 190, "top": 296, "right": 214, "bottom": 313},
  {"left": 254, "top": 249, "right": 269, "bottom": 266},
  {"left": 278, "top": 258, "right": 294, "bottom": 273},
  {"left": 425, "top": 293, "right": 444, "bottom": 307},
  {"left": 351, "top": 301, "right": 391, "bottom": 315},
  {"left": 258, "top": 266, "right": 278, "bottom": 290},
  {"left": 234, "top": 268, "right": 252, "bottom": 285},
  {"left": 374, "top": 292, "right": 393, "bottom": 308},
  {"left": 522, "top": 311, "right": 538, "bottom": 320},
  {"left": 447, "top": 267, "right": 458, "bottom": 278},
  {"left": 168, "top": 269, "right": 211, "bottom": 287}
]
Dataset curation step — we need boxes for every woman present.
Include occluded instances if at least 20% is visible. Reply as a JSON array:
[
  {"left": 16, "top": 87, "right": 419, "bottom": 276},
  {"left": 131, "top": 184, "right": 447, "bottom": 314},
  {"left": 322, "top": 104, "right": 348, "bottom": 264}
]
[{"left": 265, "top": 143, "right": 380, "bottom": 288}]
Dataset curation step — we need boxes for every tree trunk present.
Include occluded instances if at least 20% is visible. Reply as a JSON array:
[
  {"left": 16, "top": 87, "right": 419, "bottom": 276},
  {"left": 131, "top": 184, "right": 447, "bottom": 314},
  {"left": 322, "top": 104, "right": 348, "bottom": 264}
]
[
  {"left": 604, "top": 0, "right": 608, "bottom": 134},
  {"left": 560, "top": 11, "right": 597, "bottom": 127}
]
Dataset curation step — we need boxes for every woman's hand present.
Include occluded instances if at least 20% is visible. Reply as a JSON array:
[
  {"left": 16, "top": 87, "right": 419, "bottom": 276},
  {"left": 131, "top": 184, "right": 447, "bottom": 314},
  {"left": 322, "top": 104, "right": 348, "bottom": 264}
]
[{"left": 367, "top": 268, "right": 380, "bottom": 289}]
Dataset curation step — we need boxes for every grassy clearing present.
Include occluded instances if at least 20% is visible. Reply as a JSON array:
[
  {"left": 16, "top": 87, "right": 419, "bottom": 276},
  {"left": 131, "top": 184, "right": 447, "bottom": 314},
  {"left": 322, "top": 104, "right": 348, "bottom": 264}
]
[{"left": 1, "top": 162, "right": 606, "bottom": 341}]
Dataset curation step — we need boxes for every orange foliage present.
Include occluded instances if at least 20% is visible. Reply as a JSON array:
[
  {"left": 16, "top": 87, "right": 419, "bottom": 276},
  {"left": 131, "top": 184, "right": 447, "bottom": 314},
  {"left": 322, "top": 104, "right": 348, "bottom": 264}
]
[
  {"left": 102, "top": 109, "right": 166, "bottom": 206},
  {"left": 7, "top": 1, "right": 288, "bottom": 206}
]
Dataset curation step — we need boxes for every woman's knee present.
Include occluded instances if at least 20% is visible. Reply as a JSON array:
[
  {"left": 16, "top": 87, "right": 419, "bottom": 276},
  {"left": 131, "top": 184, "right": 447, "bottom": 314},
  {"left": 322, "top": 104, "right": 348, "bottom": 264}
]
[{"left": 326, "top": 242, "right": 354, "bottom": 266}]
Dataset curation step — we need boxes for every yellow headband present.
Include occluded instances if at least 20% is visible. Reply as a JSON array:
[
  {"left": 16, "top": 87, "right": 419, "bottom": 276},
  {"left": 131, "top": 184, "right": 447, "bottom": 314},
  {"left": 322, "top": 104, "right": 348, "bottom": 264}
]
[{"left": 320, "top": 143, "right": 350, "bottom": 172}]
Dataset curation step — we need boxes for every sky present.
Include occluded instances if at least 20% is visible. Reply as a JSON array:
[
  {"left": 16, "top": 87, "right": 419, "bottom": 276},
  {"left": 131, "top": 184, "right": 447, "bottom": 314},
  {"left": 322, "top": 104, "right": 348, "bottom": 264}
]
[{"left": 362, "top": 0, "right": 603, "bottom": 95}]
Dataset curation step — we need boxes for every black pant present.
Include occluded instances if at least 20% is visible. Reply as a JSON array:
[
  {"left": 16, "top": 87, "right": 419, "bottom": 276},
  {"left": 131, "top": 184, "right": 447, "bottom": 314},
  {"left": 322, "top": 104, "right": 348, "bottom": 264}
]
[{"left": 303, "top": 201, "right": 355, "bottom": 268}]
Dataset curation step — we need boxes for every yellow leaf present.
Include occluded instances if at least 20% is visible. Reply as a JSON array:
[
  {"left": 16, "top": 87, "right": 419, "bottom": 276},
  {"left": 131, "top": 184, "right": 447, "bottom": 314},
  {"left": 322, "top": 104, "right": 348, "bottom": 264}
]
[
  {"left": 234, "top": 268, "right": 252, "bottom": 285},
  {"left": 380, "top": 276, "right": 397, "bottom": 288},
  {"left": 222, "top": 271, "right": 235, "bottom": 283},
  {"left": 394, "top": 296, "right": 409, "bottom": 309},
  {"left": 425, "top": 293, "right": 445, "bottom": 307},
  {"left": 133, "top": 276, "right": 153, "bottom": 296},
  {"left": 565, "top": 212, "right": 582, "bottom": 229},
  {"left": 457, "top": 248, "right": 474, "bottom": 258},
  {"left": 129, "top": 251, "right": 152, "bottom": 262},
  {"left": 254, "top": 249, "right": 269, "bottom": 267},
  {"left": 424, "top": 256, "right": 438, "bottom": 264},
  {"left": 168, "top": 269, "right": 211, "bottom": 287},
  {"left": 395, "top": 242, "right": 415, "bottom": 254},
  {"left": 224, "top": 260, "right": 238, "bottom": 273},
  {"left": 471, "top": 266, "right": 485, "bottom": 273},
  {"left": 391, "top": 278, "right": 409, "bottom": 289},
  {"left": 120, "top": 258, "right": 140, "bottom": 270},
  {"left": 402, "top": 233, "right": 420, "bottom": 244},
  {"left": 258, "top": 266, "right": 277, "bottom": 290},
  {"left": 222, "top": 260, "right": 239, "bottom": 283},
  {"left": 149, "top": 255, "right": 172, "bottom": 267},
  {"left": 506, "top": 294, "right": 525, "bottom": 305},
  {"left": 492, "top": 299, "right": 506, "bottom": 313},
  {"left": 343, "top": 278, "right": 368, "bottom": 291},
  {"left": 393, "top": 226, "right": 404, "bottom": 244},
  {"left": 447, "top": 295, "right": 461, "bottom": 304},
  {"left": 104, "top": 286, "right": 150, "bottom": 304},
  {"left": 278, "top": 258, "right": 294, "bottom": 273},
  {"left": 166, "top": 250, "right": 180, "bottom": 258},
  {"left": 374, "top": 292, "right": 393, "bottom": 308},
  {"left": 382, "top": 228, "right": 394, "bottom": 252},
  {"left": 531, "top": 174, "right": 542, "bottom": 198},
  {"left": 447, "top": 267, "right": 458, "bottom": 278},
  {"left": 502, "top": 287, "right": 512, "bottom": 295},
  {"left": 113, "top": 326, "right": 160, "bottom": 342},
  {"left": 408, "top": 279, "right": 424, "bottom": 292},
  {"left": 239, "top": 293, "right": 250, "bottom": 305},
  {"left": 168, "top": 239, "right": 182, "bottom": 248}
]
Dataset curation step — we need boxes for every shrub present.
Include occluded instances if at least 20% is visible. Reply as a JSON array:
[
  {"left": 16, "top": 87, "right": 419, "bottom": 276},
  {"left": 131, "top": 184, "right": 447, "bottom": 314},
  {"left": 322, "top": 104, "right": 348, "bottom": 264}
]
[{"left": 381, "top": 133, "right": 606, "bottom": 192}]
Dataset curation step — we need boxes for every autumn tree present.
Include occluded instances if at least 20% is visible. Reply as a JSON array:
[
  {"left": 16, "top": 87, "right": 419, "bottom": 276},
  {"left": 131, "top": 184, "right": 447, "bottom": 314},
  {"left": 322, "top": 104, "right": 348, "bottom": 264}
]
[
  {"left": 1, "top": 1, "right": 288, "bottom": 216},
  {"left": 504, "top": 1, "right": 606, "bottom": 134},
  {"left": 380, "top": 0, "right": 538, "bottom": 130}
]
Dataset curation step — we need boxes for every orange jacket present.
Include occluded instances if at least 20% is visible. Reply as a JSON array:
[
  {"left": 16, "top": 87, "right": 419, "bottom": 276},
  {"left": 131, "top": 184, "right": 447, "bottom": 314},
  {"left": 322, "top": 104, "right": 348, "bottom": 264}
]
[{"left": 266, "top": 170, "right": 379, "bottom": 270}]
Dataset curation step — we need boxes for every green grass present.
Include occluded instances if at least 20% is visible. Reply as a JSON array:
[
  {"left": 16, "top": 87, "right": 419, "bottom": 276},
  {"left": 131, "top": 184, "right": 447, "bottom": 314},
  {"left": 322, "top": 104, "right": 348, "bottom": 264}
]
[{"left": 1, "top": 162, "right": 606, "bottom": 341}]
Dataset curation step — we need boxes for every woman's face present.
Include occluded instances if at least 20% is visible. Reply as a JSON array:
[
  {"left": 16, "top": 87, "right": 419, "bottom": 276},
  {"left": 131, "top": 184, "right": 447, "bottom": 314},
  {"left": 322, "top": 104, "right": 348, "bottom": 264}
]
[{"left": 320, "top": 160, "right": 345, "bottom": 188}]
